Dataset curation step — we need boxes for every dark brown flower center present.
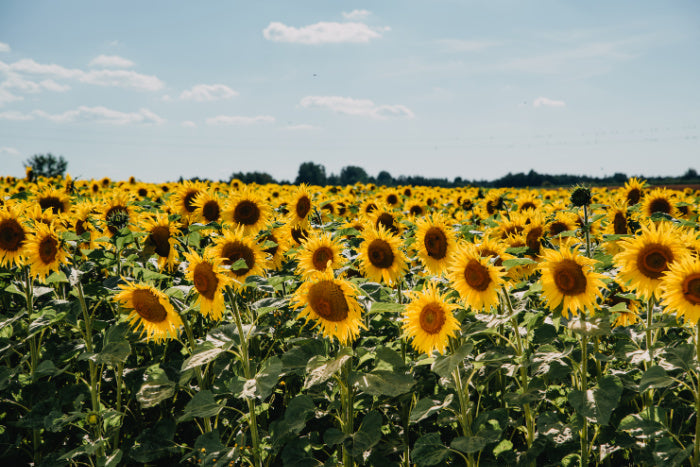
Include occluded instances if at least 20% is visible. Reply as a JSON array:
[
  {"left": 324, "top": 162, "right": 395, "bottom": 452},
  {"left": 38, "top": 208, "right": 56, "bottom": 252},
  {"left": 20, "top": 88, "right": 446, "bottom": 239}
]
[
  {"left": 131, "top": 289, "right": 167, "bottom": 323},
  {"left": 311, "top": 246, "right": 334, "bottom": 270},
  {"left": 75, "top": 219, "right": 87, "bottom": 236},
  {"left": 479, "top": 248, "right": 503, "bottom": 267},
  {"left": 0, "top": 218, "right": 26, "bottom": 252},
  {"left": 410, "top": 205, "right": 424, "bottom": 216},
  {"left": 386, "top": 194, "right": 399, "bottom": 205},
  {"left": 233, "top": 200, "right": 260, "bottom": 226},
  {"left": 549, "top": 221, "right": 569, "bottom": 237},
  {"left": 220, "top": 241, "right": 254, "bottom": 276},
  {"left": 38, "top": 196, "right": 66, "bottom": 214},
  {"left": 376, "top": 212, "right": 399, "bottom": 234},
  {"left": 464, "top": 259, "right": 491, "bottom": 291},
  {"left": 194, "top": 261, "right": 218, "bottom": 300},
  {"left": 424, "top": 227, "right": 448, "bottom": 259},
  {"left": 626, "top": 188, "right": 641, "bottom": 205},
  {"left": 38, "top": 235, "right": 58, "bottom": 264},
  {"left": 295, "top": 195, "right": 311, "bottom": 219},
  {"left": 526, "top": 226, "right": 543, "bottom": 255},
  {"left": 308, "top": 280, "right": 349, "bottom": 322},
  {"left": 364, "top": 203, "right": 377, "bottom": 214},
  {"left": 261, "top": 234, "right": 279, "bottom": 256},
  {"left": 148, "top": 225, "right": 171, "bottom": 258},
  {"left": 648, "top": 197, "right": 672, "bottom": 215},
  {"left": 520, "top": 201, "right": 536, "bottom": 212},
  {"left": 368, "top": 239, "right": 395, "bottom": 269},
  {"left": 682, "top": 273, "right": 700, "bottom": 306},
  {"left": 613, "top": 212, "right": 628, "bottom": 235},
  {"left": 553, "top": 259, "right": 587, "bottom": 295},
  {"left": 202, "top": 200, "right": 221, "bottom": 222},
  {"left": 105, "top": 205, "right": 129, "bottom": 235},
  {"left": 183, "top": 190, "right": 199, "bottom": 213},
  {"left": 637, "top": 244, "right": 674, "bottom": 279},
  {"left": 291, "top": 227, "right": 308, "bottom": 245},
  {"left": 419, "top": 303, "right": 446, "bottom": 334}
]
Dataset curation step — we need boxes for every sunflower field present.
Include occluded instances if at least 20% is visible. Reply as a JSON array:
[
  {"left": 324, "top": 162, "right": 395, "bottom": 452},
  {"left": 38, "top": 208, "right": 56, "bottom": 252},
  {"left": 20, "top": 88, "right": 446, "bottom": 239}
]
[{"left": 0, "top": 174, "right": 699, "bottom": 466}]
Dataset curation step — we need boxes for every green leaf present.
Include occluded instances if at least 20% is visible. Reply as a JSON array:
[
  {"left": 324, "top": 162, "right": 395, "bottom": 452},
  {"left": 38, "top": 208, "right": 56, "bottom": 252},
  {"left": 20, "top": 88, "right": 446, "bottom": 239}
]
[
  {"left": 639, "top": 365, "right": 674, "bottom": 392},
  {"left": 129, "top": 419, "right": 177, "bottom": 462},
  {"left": 410, "top": 394, "right": 454, "bottom": 424},
  {"left": 323, "top": 428, "right": 346, "bottom": 446},
  {"left": 97, "top": 449, "right": 123, "bottom": 467},
  {"left": 136, "top": 365, "right": 175, "bottom": 409},
  {"left": 230, "top": 258, "right": 249, "bottom": 271},
  {"left": 352, "top": 411, "right": 383, "bottom": 457},
  {"left": 351, "top": 370, "right": 415, "bottom": 397},
  {"left": 369, "top": 302, "right": 406, "bottom": 314},
  {"left": 451, "top": 436, "right": 489, "bottom": 454},
  {"left": 181, "top": 345, "right": 226, "bottom": 372},
  {"left": 206, "top": 324, "right": 241, "bottom": 347},
  {"left": 97, "top": 342, "right": 131, "bottom": 366},
  {"left": 618, "top": 407, "right": 667, "bottom": 439},
  {"left": 4, "top": 283, "right": 24, "bottom": 297},
  {"left": 178, "top": 390, "right": 222, "bottom": 423},
  {"left": 240, "top": 356, "right": 284, "bottom": 400},
  {"left": 568, "top": 375, "right": 622, "bottom": 425},
  {"left": 431, "top": 342, "right": 473, "bottom": 379},
  {"left": 502, "top": 258, "right": 537, "bottom": 269},
  {"left": 375, "top": 346, "right": 404, "bottom": 370},
  {"left": 412, "top": 433, "right": 450, "bottom": 466},
  {"left": 45, "top": 270, "right": 69, "bottom": 284},
  {"left": 304, "top": 347, "right": 353, "bottom": 389},
  {"left": 493, "top": 439, "right": 513, "bottom": 458}
]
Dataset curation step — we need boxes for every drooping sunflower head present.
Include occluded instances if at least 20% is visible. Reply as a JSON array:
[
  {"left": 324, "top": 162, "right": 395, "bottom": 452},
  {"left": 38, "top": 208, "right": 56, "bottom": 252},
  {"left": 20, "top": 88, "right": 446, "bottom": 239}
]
[
  {"left": 257, "top": 227, "right": 284, "bottom": 270},
  {"left": 538, "top": 239, "right": 605, "bottom": 318},
  {"left": 641, "top": 188, "right": 679, "bottom": 219},
  {"left": 101, "top": 192, "right": 133, "bottom": 236},
  {"left": 522, "top": 212, "right": 547, "bottom": 258},
  {"left": 481, "top": 190, "right": 507, "bottom": 217},
  {"left": 415, "top": 215, "right": 456, "bottom": 275},
  {"left": 0, "top": 205, "right": 28, "bottom": 268},
  {"left": 614, "top": 221, "right": 689, "bottom": 300},
  {"left": 224, "top": 187, "right": 271, "bottom": 234},
  {"left": 402, "top": 282, "right": 460, "bottom": 355},
  {"left": 358, "top": 225, "right": 408, "bottom": 285},
  {"left": 209, "top": 226, "right": 266, "bottom": 289},
  {"left": 295, "top": 232, "right": 345, "bottom": 277},
  {"left": 286, "top": 184, "right": 313, "bottom": 228},
  {"left": 114, "top": 282, "right": 182, "bottom": 343},
  {"left": 447, "top": 242, "right": 505, "bottom": 312},
  {"left": 291, "top": 269, "right": 366, "bottom": 344},
  {"left": 25, "top": 222, "right": 70, "bottom": 282},
  {"left": 138, "top": 213, "right": 180, "bottom": 271},
  {"left": 183, "top": 249, "right": 232, "bottom": 321},
  {"left": 660, "top": 256, "right": 700, "bottom": 325}
]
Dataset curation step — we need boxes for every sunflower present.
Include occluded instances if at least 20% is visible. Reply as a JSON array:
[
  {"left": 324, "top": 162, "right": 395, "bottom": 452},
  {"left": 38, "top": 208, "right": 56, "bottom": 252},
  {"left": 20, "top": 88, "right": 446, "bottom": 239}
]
[
  {"left": 139, "top": 213, "right": 180, "bottom": 271},
  {"left": 482, "top": 190, "right": 507, "bottom": 217},
  {"left": 0, "top": 205, "right": 28, "bottom": 267},
  {"left": 660, "top": 256, "right": 700, "bottom": 325},
  {"left": 101, "top": 192, "right": 133, "bottom": 236},
  {"left": 290, "top": 269, "right": 366, "bottom": 344},
  {"left": 415, "top": 215, "right": 456, "bottom": 275},
  {"left": 383, "top": 190, "right": 402, "bottom": 208},
  {"left": 223, "top": 187, "right": 271, "bottom": 234},
  {"left": 25, "top": 223, "right": 70, "bottom": 281},
  {"left": 209, "top": 226, "right": 266, "bottom": 288},
  {"left": 286, "top": 184, "right": 313, "bottom": 228},
  {"left": 447, "top": 242, "right": 504, "bottom": 311},
  {"left": 538, "top": 239, "right": 605, "bottom": 318},
  {"left": 546, "top": 211, "right": 579, "bottom": 246},
  {"left": 523, "top": 212, "right": 547, "bottom": 258},
  {"left": 257, "top": 228, "right": 284, "bottom": 270},
  {"left": 114, "top": 282, "right": 182, "bottom": 342},
  {"left": 357, "top": 225, "right": 407, "bottom": 285},
  {"left": 369, "top": 205, "right": 403, "bottom": 236},
  {"left": 183, "top": 249, "right": 232, "bottom": 320},
  {"left": 641, "top": 187, "right": 678, "bottom": 218},
  {"left": 35, "top": 187, "right": 71, "bottom": 215},
  {"left": 70, "top": 201, "right": 100, "bottom": 251},
  {"left": 515, "top": 191, "right": 541, "bottom": 213},
  {"left": 188, "top": 190, "right": 223, "bottom": 225},
  {"left": 614, "top": 221, "right": 688, "bottom": 300},
  {"left": 172, "top": 180, "right": 205, "bottom": 221},
  {"left": 622, "top": 177, "right": 646, "bottom": 206},
  {"left": 295, "top": 232, "right": 345, "bottom": 277},
  {"left": 402, "top": 282, "right": 460, "bottom": 355}
]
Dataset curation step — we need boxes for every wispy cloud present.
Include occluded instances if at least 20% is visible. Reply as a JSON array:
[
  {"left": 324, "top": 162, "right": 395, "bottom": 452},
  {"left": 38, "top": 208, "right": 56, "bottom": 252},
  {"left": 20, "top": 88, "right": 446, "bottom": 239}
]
[
  {"left": 206, "top": 115, "right": 275, "bottom": 125},
  {"left": 342, "top": 10, "right": 371, "bottom": 20},
  {"left": 263, "top": 21, "right": 388, "bottom": 44},
  {"left": 2, "top": 73, "right": 70, "bottom": 93},
  {"left": 181, "top": 120, "right": 197, "bottom": 128},
  {"left": 0, "top": 146, "right": 21, "bottom": 157},
  {"left": 300, "top": 96, "right": 414, "bottom": 119},
  {"left": 0, "top": 88, "right": 23, "bottom": 106},
  {"left": 0, "top": 43, "right": 10, "bottom": 53},
  {"left": 0, "top": 106, "right": 165, "bottom": 124},
  {"left": 0, "top": 58, "right": 164, "bottom": 91},
  {"left": 284, "top": 124, "right": 320, "bottom": 131},
  {"left": 436, "top": 39, "right": 500, "bottom": 52},
  {"left": 533, "top": 97, "right": 566, "bottom": 108},
  {"left": 89, "top": 54, "right": 135, "bottom": 68},
  {"left": 179, "top": 84, "right": 239, "bottom": 102}
]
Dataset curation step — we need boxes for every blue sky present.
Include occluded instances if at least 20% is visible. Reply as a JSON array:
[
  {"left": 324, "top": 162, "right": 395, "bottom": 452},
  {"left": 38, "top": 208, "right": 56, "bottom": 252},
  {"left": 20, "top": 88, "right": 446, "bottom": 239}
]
[{"left": 0, "top": 1, "right": 698, "bottom": 183}]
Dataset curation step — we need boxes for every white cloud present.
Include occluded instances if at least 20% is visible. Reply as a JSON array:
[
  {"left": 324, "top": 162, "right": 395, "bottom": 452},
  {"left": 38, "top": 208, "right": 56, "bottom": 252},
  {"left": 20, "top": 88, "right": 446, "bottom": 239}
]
[
  {"left": 284, "top": 124, "right": 320, "bottom": 131},
  {"left": 0, "top": 58, "right": 164, "bottom": 91},
  {"left": 181, "top": 120, "right": 197, "bottom": 128},
  {"left": 0, "top": 43, "right": 9, "bottom": 53},
  {"left": 342, "top": 10, "right": 371, "bottom": 20},
  {"left": 0, "top": 106, "right": 165, "bottom": 124},
  {"left": 0, "top": 88, "right": 23, "bottom": 106},
  {"left": 179, "top": 84, "right": 239, "bottom": 102},
  {"left": 1, "top": 73, "right": 70, "bottom": 93},
  {"left": 533, "top": 97, "right": 566, "bottom": 108},
  {"left": 206, "top": 115, "right": 275, "bottom": 125},
  {"left": 89, "top": 54, "right": 135, "bottom": 68},
  {"left": 436, "top": 39, "right": 499, "bottom": 52},
  {"left": 263, "top": 21, "right": 388, "bottom": 44},
  {"left": 0, "top": 146, "right": 21, "bottom": 156},
  {"left": 299, "top": 96, "right": 414, "bottom": 119}
]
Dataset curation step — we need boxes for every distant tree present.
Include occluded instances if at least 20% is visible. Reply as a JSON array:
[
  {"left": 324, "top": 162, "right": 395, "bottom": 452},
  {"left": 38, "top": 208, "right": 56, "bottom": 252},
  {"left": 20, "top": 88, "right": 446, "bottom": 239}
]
[
  {"left": 682, "top": 168, "right": 698, "bottom": 180},
  {"left": 339, "top": 165, "right": 368, "bottom": 185},
  {"left": 295, "top": 162, "right": 327, "bottom": 185},
  {"left": 612, "top": 172, "right": 628, "bottom": 184},
  {"left": 376, "top": 170, "right": 393, "bottom": 186},
  {"left": 24, "top": 153, "right": 68, "bottom": 178},
  {"left": 229, "top": 171, "right": 277, "bottom": 184}
]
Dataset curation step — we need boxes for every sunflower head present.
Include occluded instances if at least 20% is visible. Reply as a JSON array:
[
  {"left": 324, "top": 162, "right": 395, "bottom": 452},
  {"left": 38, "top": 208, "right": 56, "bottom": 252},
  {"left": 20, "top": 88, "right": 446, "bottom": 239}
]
[
  {"left": 0, "top": 205, "right": 28, "bottom": 268},
  {"left": 660, "top": 257, "right": 700, "bottom": 325},
  {"left": 224, "top": 187, "right": 271, "bottom": 234},
  {"left": 210, "top": 226, "right": 266, "bottom": 288},
  {"left": 114, "top": 282, "right": 183, "bottom": 342},
  {"left": 415, "top": 215, "right": 456, "bottom": 275},
  {"left": 139, "top": 213, "right": 180, "bottom": 271},
  {"left": 642, "top": 188, "right": 679, "bottom": 218},
  {"left": 447, "top": 242, "right": 504, "bottom": 311},
  {"left": 402, "top": 282, "right": 460, "bottom": 355},
  {"left": 25, "top": 222, "right": 69, "bottom": 282},
  {"left": 184, "top": 250, "right": 232, "bottom": 320},
  {"left": 358, "top": 225, "right": 407, "bottom": 285},
  {"left": 295, "top": 232, "right": 345, "bottom": 277}
]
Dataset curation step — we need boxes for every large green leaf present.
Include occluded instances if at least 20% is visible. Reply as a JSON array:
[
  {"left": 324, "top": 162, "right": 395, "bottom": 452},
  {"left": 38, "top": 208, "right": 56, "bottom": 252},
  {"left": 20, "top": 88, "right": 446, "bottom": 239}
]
[
  {"left": 431, "top": 342, "right": 473, "bottom": 379},
  {"left": 181, "top": 344, "right": 226, "bottom": 372},
  {"left": 351, "top": 370, "right": 414, "bottom": 397},
  {"left": 568, "top": 375, "right": 622, "bottom": 425},
  {"left": 178, "top": 390, "right": 222, "bottom": 423},
  {"left": 410, "top": 394, "right": 454, "bottom": 424},
  {"left": 136, "top": 365, "right": 175, "bottom": 409},
  {"left": 412, "top": 433, "right": 451, "bottom": 466},
  {"left": 303, "top": 347, "right": 353, "bottom": 389}
]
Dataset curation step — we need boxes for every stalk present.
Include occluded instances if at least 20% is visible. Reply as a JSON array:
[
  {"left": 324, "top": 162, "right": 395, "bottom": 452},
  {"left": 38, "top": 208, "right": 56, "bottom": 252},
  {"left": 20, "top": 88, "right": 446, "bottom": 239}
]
[
  {"left": 579, "top": 313, "right": 590, "bottom": 467},
  {"left": 24, "top": 267, "right": 41, "bottom": 464},
  {"left": 452, "top": 366, "right": 475, "bottom": 467},
  {"left": 181, "top": 313, "right": 213, "bottom": 433},
  {"left": 227, "top": 288, "right": 261, "bottom": 467},
  {"left": 397, "top": 281, "right": 411, "bottom": 467},
  {"left": 341, "top": 357, "right": 355, "bottom": 467},
  {"left": 695, "top": 320, "right": 700, "bottom": 465}
]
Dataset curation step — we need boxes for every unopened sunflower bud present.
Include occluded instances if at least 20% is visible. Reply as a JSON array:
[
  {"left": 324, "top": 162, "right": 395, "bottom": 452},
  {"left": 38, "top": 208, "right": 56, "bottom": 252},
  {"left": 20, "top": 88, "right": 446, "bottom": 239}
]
[{"left": 570, "top": 186, "right": 592, "bottom": 207}]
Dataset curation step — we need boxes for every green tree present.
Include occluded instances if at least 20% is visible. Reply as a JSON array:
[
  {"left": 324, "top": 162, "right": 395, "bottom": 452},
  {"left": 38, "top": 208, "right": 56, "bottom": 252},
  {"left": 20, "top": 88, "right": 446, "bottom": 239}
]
[
  {"left": 24, "top": 153, "right": 68, "bottom": 178},
  {"left": 339, "top": 165, "right": 368, "bottom": 185},
  {"left": 295, "top": 162, "right": 327, "bottom": 185}
]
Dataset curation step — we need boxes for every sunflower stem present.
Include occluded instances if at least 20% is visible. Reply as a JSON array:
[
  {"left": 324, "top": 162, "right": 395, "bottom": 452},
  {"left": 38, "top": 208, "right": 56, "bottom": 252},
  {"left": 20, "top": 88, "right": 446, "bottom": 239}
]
[
  {"left": 24, "top": 267, "right": 41, "bottom": 464},
  {"left": 645, "top": 297, "right": 655, "bottom": 368},
  {"left": 181, "top": 312, "right": 213, "bottom": 433},
  {"left": 227, "top": 288, "right": 261, "bottom": 467},
  {"left": 694, "top": 320, "right": 700, "bottom": 465},
  {"left": 341, "top": 355, "right": 355, "bottom": 467},
  {"left": 579, "top": 313, "right": 590, "bottom": 467},
  {"left": 583, "top": 204, "right": 591, "bottom": 259}
]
